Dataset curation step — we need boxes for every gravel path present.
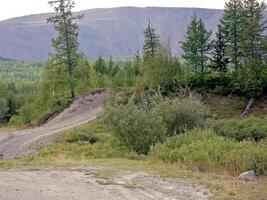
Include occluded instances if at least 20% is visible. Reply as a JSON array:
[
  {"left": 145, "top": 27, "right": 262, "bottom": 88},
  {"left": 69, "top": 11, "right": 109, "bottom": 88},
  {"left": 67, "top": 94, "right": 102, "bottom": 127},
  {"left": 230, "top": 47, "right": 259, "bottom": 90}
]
[{"left": 0, "top": 90, "right": 109, "bottom": 159}]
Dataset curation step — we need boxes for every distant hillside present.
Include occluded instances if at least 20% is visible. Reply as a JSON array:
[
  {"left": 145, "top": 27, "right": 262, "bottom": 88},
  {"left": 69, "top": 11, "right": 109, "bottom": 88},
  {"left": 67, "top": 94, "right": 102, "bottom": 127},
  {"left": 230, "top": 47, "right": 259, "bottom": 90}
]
[
  {"left": 0, "top": 7, "right": 225, "bottom": 61},
  {"left": 0, "top": 56, "right": 16, "bottom": 62}
]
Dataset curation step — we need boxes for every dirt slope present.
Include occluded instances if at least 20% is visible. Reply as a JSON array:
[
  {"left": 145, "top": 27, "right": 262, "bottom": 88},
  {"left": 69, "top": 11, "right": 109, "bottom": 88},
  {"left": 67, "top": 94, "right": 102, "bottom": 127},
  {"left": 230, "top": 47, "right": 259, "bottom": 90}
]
[{"left": 0, "top": 90, "right": 109, "bottom": 160}]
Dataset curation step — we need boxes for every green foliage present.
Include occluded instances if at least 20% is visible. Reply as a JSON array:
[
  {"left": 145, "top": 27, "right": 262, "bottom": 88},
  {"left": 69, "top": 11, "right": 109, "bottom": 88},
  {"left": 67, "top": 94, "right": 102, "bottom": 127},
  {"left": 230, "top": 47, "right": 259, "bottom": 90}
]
[
  {"left": 94, "top": 56, "right": 108, "bottom": 75},
  {"left": 0, "top": 99, "right": 8, "bottom": 120},
  {"left": 0, "top": 61, "right": 42, "bottom": 82},
  {"left": 181, "top": 13, "right": 212, "bottom": 73},
  {"left": 39, "top": 121, "right": 134, "bottom": 160},
  {"left": 129, "top": 88, "right": 164, "bottom": 110},
  {"left": 64, "top": 128, "right": 99, "bottom": 144},
  {"left": 140, "top": 50, "right": 181, "bottom": 90},
  {"left": 142, "top": 20, "right": 161, "bottom": 60},
  {"left": 150, "top": 129, "right": 267, "bottom": 175},
  {"left": 105, "top": 103, "right": 167, "bottom": 154},
  {"left": 48, "top": 0, "right": 83, "bottom": 98},
  {"left": 154, "top": 97, "right": 208, "bottom": 136},
  {"left": 210, "top": 117, "right": 267, "bottom": 142},
  {"left": 220, "top": 0, "right": 244, "bottom": 71},
  {"left": 211, "top": 25, "right": 229, "bottom": 76},
  {"left": 8, "top": 115, "right": 24, "bottom": 127}
]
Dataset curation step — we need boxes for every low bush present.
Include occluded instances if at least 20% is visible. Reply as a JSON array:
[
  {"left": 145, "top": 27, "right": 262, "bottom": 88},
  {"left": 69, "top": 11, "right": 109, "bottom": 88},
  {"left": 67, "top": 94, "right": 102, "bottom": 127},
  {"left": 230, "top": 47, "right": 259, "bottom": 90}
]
[
  {"left": 154, "top": 97, "right": 208, "bottom": 136},
  {"left": 8, "top": 115, "right": 25, "bottom": 127},
  {"left": 210, "top": 117, "right": 267, "bottom": 141},
  {"left": 64, "top": 128, "right": 99, "bottom": 144},
  {"left": 150, "top": 129, "right": 267, "bottom": 175},
  {"left": 105, "top": 103, "right": 167, "bottom": 154},
  {"left": 39, "top": 121, "right": 134, "bottom": 160}
]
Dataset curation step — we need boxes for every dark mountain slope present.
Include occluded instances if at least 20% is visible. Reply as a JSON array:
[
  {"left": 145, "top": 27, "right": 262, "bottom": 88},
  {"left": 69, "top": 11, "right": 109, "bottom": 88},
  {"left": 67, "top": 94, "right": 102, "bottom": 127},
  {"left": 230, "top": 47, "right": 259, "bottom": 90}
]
[{"left": 0, "top": 7, "right": 224, "bottom": 61}]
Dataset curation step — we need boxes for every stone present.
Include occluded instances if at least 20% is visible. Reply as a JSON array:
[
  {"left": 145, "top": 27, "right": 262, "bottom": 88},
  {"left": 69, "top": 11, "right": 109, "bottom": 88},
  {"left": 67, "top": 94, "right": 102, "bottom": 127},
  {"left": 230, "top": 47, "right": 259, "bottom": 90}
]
[{"left": 238, "top": 171, "right": 257, "bottom": 182}]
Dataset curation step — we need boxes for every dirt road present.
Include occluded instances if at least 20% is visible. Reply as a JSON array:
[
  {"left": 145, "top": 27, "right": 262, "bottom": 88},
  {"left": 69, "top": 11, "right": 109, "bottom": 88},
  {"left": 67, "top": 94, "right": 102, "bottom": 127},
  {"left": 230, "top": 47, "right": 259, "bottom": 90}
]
[
  {"left": 0, "top": 166, "right": 211, "bottom": 200},
  {"left": 0, "top": 90, "right": 109, "bottom": 159}
]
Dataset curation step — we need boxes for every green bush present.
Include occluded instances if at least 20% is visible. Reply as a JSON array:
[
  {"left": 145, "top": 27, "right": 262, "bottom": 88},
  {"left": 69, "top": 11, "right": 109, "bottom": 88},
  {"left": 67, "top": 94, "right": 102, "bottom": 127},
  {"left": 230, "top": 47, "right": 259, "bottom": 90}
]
[
  {"left": 64, "top": 128, "right": 99, "bottom": 144},
  {"left": 154, "top": 97, "right": 208, "bottom": 136},
  {"left": 8, "top": 115, "right": 25, "bottom": 127},
  {"left": 211, "top": 117, "right": 267, "bottom": 141},
  {"left": 150, "top": 129, "right": 267, "bottom": 175},
  {"left": 105, "top": 103, "right": 167, "bottom": 154}
]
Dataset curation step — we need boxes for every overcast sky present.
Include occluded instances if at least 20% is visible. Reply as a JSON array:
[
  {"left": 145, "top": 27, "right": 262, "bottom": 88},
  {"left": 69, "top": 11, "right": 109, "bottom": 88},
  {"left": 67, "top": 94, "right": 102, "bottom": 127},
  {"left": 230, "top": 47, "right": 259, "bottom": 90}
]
[{"left": 0, "top": 0, "right": 265, "bottom": 21}]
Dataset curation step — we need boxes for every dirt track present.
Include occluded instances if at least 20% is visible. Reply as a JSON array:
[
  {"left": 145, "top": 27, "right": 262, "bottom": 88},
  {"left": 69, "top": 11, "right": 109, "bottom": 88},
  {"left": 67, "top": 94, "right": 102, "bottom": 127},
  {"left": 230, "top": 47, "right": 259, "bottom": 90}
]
[
  {"left": 0, "top": 167, "right": 211, "bottom": 200},
  {"left": 0, "top": 90, "right": 109, "bottom": 159}
]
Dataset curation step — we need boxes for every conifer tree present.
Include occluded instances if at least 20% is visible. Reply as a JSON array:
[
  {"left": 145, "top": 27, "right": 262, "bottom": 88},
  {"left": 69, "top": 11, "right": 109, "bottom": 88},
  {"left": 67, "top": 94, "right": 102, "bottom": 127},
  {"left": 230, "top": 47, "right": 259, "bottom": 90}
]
[
  {"left": 47, "top": 0, "right": 83, "bottom": 98},
  {"left": 220, "top": 0, "right": 244, "bottom": 73},
  {"left": 241, "top": 0, "right": 267, "bottom": 62},
  {"left": 181, "top": 14, "right": 212, "bottom": 73},
  {"left": 211, "top": 25, "right": 229, "bottom": 77},
  {"left": 197, "top": 19, "right": 212, "bottom": 73},
  {"left": 181, "top": 13, "right": 199, "bottom": 73},
  {"left": 142, "top": 19, "right": 161, "bottom": 60},
  {"left": 94, "top": 56, "right": 107, "bottom": 75}
]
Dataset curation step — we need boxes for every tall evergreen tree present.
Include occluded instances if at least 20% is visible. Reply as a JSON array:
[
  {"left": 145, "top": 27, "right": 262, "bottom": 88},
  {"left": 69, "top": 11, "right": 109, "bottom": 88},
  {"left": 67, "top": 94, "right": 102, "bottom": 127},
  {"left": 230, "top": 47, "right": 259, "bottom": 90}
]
[
  {"left": 47, "top": 0, "right": 82, "bottom": 98},
  {"left": 240, "top": 0, "right": 267, "bottom": 101},
  {"left": 181, "top": 13, "right": 199, "bottom": 73},
  {"left": 142, "top": 19, "right": 161, "bottom": 60},
  {"left": 181, "top": 13, "right": 212, "bottom": 73},
  {"left": 220, "top": 0, "right": 244, "bottom": 73},
  {"left": 197, "top": 19, "right": 212, "bottom": 73},
  {"left": 211, "top": 25, "right": 229, "bottom": 76},
  {"left": 93, "top": 56, "right": 107, "bottom": 75},
  {"left": 241, "top": 0, "right": 267, "bottom": 62}
]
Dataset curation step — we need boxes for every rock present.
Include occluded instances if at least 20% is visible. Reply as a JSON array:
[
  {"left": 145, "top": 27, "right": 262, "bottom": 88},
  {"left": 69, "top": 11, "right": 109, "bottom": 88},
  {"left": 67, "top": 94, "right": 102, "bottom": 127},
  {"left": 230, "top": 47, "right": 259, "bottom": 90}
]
[{"left": 238, "top": 171, "right": 257, "bottom": 182}]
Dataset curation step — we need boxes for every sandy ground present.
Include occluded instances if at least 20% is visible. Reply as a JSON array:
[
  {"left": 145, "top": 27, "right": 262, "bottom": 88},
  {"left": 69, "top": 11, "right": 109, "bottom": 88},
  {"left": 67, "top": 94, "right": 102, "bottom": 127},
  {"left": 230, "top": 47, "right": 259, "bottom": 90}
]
[
  {"left": 0, "top": 166, "right": 211, "bottom": 200},
  {"left": 0, "top": 90, "right": 109, "bottom": 159}
]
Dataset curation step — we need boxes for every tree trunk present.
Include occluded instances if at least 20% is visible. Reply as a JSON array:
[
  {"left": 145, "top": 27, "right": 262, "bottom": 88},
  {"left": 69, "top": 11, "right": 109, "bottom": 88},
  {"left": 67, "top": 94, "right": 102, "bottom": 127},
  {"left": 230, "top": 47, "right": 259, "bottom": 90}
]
[{"left": 240, "top": 97, "right": 255, "bottom": 118}]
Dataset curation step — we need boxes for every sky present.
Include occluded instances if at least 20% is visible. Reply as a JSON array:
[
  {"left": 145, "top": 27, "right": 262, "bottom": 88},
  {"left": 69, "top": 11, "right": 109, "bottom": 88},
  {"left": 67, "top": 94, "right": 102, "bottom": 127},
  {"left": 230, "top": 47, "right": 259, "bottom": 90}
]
[{"left": 0, "top": 0, "right": 230, "bottom": 21}]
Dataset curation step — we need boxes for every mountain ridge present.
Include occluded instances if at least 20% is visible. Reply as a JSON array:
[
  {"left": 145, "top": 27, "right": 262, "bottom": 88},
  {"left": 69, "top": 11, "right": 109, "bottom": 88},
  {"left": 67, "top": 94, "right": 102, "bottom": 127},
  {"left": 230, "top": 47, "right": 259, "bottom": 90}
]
[{"left": 0, "top": 7, "right": 225, "bottom": 61}]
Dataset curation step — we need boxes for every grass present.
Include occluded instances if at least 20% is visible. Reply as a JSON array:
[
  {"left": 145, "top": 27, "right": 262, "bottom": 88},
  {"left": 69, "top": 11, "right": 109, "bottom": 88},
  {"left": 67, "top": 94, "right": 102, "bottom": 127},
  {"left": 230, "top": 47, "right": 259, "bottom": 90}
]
[
  {"left": 0, "top": 119, "right": 266, "bottom": 200},
  {"left": 206, "top": 94, "right": 267, "bottom": 119}
]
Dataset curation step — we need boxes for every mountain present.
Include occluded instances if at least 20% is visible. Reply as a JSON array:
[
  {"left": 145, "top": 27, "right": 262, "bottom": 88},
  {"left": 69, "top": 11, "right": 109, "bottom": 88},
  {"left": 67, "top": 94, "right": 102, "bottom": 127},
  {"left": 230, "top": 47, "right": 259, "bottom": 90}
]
[
  {"left": 0, "top": 56, "right": 16, "bottom": 62},
  {"left": 0, "top": 7, "right": 224, "bottom": 61}
]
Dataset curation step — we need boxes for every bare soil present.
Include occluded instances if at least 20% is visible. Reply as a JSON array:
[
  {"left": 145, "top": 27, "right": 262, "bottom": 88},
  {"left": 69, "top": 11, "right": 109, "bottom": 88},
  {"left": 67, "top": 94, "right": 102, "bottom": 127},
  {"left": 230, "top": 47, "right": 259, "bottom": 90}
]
[
  {"left": 0, "top": 166, "right": 211, "bottom": 200},
  {"left": 0, "top": 89, "right": 109, "bottom": 159}
]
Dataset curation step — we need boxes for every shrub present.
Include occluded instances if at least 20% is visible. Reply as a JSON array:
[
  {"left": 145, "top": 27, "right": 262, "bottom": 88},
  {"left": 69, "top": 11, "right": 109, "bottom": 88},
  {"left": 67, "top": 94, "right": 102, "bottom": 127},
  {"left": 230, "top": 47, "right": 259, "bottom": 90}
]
[
  {"left": 64, "top": 128, "right": 99, "bottom": 144},
  {"left": 8, "top": 115, "right": 24, "bottom": 127},
  {"left": 139, "top": 52, "right": 181, "bottom": 90},
  {"left": 211, "top": 117, "right": 267, "bottom": 141},
  {"left": 153, "top": 97, "right": 208, "bottom": 136},
  {"left": 150, "top": 129, "right": 267, "bottom": 175},
  {"left": 105, "top": 103, "right": 167, "bottom": 154}
]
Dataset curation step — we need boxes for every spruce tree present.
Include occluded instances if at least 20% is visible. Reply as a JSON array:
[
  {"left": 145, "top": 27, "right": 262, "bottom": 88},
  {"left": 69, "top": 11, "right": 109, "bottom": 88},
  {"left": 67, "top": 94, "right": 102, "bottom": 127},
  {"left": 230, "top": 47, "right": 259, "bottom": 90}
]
[
  {"left": 241, "top": 0, "right": 267, "bottom": 62},
  {"left": 181, "top": 13, "right": 199, "bottom": 73},
  {"left": 181, "top": 13, "right": 212, "bottom": 73},
  {"left": 197, "top": 19, "right": 212, "bottom": 73},
  {"left": 142, "top": 19, "right": 161, "bottom": 60},
  {"left": 240, "top": 0, "right": 267, "bottom": 99},
  {"left": 47, "top": 0, "right": 82, "bottom": 98},
  {"left": 220, "top": 0, "right": 244, "bottom": 73},
  {"left": 94, "top": 56, "right": 107, "bottom": 75},
  {"left": 211, "top": 25, "right": 229, "bottom": 77}
]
